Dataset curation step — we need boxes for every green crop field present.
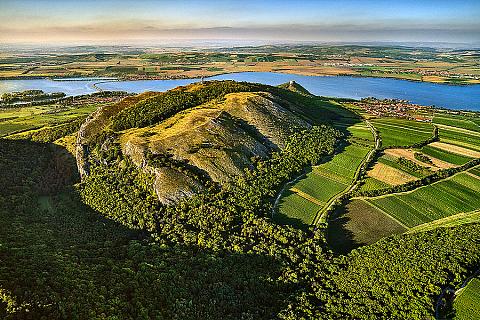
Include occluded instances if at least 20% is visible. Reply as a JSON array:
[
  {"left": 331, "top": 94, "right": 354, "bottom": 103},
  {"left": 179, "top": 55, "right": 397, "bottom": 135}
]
[
  {"left": 277, "top": 142, "right": 370, "bottom": 226},
  {"left": 367, "top": 171, "right": 480, "bottom": 227},
  {"left": 421, "top": 145, "right": 472, "bottom": 165},
  {"left": 328, "top": 199, "right": 407, "bottom": 253},
  {"left": 345, "top": 122, "right": 374, "bottom": 143},
  {"left": 358, "top": 177, "right": 391, "bottom": 192},
  {"left": 439, "top": 127, "right": 480, "bottom": 152},
  {"left": 314, "top": 144, "right": 370, "bottom": 181},
  {"left": 433, "top": 114, "right": 480, "bottom": 132},
  {"left": 469, "top": 167, "right": 480, "bottom": 177},
  {"left": 371, "top": 118, "right": 434, "bottom": 148},
  {"left": 276, "top": 190, "right": 321, "bottom": 225},
  {"left": 453, "top": 278, "right": 480, "bottom": 320},
  {"left": 408, "top": 211, "right": 480, "bottom": 234},
  {"left": 0, "top": 104, "right": 97, "bottom": 137},
  {"left": 294, "top": 172, "right": 346, "bottom": 203},
  {"left": 377, "top": 155, "right": 428, "bottom": 178}
]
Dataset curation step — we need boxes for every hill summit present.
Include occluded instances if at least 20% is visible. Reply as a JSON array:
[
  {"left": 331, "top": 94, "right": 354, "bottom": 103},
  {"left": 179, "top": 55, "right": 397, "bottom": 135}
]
[{"left": 77, "top": 80, "right": 319, "bottom": 205}]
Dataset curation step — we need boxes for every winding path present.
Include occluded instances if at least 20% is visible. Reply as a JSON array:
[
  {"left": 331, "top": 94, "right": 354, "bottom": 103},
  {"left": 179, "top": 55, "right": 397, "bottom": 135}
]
[
  {"left": 272, "top": 119, "right": 380, "bottom": 224},
  {"left": 271, "top": 171, "right": 307, "bottom": 218},
  {"left": 312, "top": 119, "right": 380, "bottom": 225}
]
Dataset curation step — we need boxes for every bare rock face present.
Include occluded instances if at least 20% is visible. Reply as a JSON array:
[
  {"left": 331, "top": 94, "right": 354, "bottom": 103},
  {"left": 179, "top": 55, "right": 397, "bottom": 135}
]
[
  {"left": 124, "top": 140, "right": 147, "bottom": 168},
  {"left": 115, "top": 91, "right": 311, "bottom": 203},
  {"left": 75, "top": 92, "right": 158, "bottom": 178},
  {"left": 75, "top": 106, "right": 104, "bottom": 178},
  {"left": 152, "top": 167, "right": 204, "bottom": 205}
]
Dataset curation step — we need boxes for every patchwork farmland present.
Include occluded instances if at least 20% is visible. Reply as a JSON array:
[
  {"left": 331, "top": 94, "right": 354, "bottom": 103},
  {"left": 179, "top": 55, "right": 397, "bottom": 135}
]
[
  {"left": 276, "top": 135, "right": 372, "bottom": 226},
  {"left": 359, "top": 116, "right": 480, "bottom": 193},
  {"left": 365, "top": 170, "right": 480, "bottom": 227},
  {"left": 371, "top": 118, "right": 434, "bottom": 148},
  {"left": 331, "top": 111, "right": 480, "bottom": 253}
]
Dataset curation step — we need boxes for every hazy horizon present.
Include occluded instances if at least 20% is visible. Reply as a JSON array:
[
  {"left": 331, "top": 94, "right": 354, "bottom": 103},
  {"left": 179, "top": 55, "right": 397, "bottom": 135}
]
[{"left": 1, "top": 0, "right": 479, "bottom": 45}]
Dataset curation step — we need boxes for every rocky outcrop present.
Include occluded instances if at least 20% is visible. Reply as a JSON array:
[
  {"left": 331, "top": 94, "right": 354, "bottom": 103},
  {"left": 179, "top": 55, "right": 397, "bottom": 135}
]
[{"left": 76, "top": 81, "right": 313, "bottom": 205}]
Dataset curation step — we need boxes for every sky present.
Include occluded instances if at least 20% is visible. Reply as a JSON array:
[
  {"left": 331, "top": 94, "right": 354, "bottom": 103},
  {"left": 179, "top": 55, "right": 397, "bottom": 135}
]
[{"left": 0, "top": 0, "right": 479, "bottom": 45}]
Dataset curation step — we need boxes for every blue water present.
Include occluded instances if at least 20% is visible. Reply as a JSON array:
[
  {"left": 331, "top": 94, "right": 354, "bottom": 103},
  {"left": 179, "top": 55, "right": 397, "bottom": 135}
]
[{"left": 1, "top": 72, "right": 479, "bottom": 111}]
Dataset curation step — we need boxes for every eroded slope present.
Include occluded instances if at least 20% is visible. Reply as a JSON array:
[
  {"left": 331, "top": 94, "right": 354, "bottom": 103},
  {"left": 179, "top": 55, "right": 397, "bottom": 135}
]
[{"left": 77, "top": 81, "right": 312, "bottom": 205}]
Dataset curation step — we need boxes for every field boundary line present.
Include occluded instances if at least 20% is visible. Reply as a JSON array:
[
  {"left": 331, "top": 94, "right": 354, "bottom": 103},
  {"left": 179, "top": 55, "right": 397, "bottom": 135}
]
[
  {"left": 392, "top": 194, "right": 433, "bottom": 225},
  {"left": 313, "top": 120, "right": 379, "bottom": 225},
  {"left": 311, "top": 170, "right": 349, "bottom": 185},
  {"left": 433, "top": 181, "right": 479, "bottom": 210},
  {"left": 439, "top": 139, "right": 480, "bottom": 155},
  {"left": 465, "top": 171, "right": 480, "bottom": 180},
  {"left": 290, "top": 188, "right": 325, "bottom": 206},
  {"left": 408, "top": 210, "right": 480, "bottom": 234},
  {"left": 372, "top": 122, "right": 433, "bottom": 134},
  {"left": 363, "top": 199, "right": 410, "bottom": 230},
  {"left": 271, "top": 171, "right": 307, "bottom": 218},
  {"left": 354, "top": 164, "right": 480, "bottom": 200},
  {"left": 434, "top": 123, "right": 480, "bottom": 137}
]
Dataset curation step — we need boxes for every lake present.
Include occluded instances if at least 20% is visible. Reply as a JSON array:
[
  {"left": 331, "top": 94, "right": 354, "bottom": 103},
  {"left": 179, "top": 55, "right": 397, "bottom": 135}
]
[{"left": 1, "top": 72, "right": 479, "bottom": 111}]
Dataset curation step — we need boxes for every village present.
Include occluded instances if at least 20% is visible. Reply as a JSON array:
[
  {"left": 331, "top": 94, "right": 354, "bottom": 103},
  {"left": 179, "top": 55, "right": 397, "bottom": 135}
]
[{"left": 352, "top": 97, "right": 433, "bottom": 121}]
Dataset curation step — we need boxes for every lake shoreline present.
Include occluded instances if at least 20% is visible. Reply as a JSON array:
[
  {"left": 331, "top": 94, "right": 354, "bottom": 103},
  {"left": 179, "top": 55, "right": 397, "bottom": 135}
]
[
  {"left": 1, "top": 70, "right": 479, "bottom": 87},
  {"left": 1, "top": 72, "right": 480, "bottom": 111}
]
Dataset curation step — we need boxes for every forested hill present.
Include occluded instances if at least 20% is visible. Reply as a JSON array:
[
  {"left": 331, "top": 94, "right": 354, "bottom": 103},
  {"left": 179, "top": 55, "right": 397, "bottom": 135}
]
[
  {"left": 76, "top": 80, "right": 338, "bottom": 208},
  {"left": 1, "top": 80, "right": 479, "bottom": 319}
]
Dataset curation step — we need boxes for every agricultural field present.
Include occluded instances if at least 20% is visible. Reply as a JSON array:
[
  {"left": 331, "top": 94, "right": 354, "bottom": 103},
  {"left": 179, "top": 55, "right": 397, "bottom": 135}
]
[
  {"left": 366, "top": 170, "right": 480, "bottom": 227},
  {"left": 292, "top": 173, "right": 345, "bottom": 203},
  {"left": 276, "top": 141, "right": 371, "bottom": 226},
  {"left": 430, "top": 141, "right": 480, "bottom": 158},
  {"left": 408, "top": 211, "right": 480, "bottom": 234},
  {"left": 0, "top": 104, "right": 98, "bottom": 137},
  {"left": 468, "top": 166, "right": 480, "bottom": 178},
  {"left": 344, "top": 122, "right": 375, "bottom": 144},
  {"left": 367, "top": 162, "right": 416, "bottom": 185},
  {"left": 421, "top": 144, "right": 473, "bottom": 165},
  {"left": 357, "top": 177, "right": 390, "bottom": 192},
  {"left": 384, "top": 148, "right": 453, "bottom": 169},
  {"left": 3, "top": 45, "right": 480, "bottom": 84},
  {"left": 433, "top": 113, "right": 480, "bottom": 132},
  {"left": 276, "top": 190, "right": 322, "bottom": 226},
  {"left": 328, "top": 199, "right": 407, "bottom": 253},
  {"left": 359, "top": 150, "right": 439, "bottom": 192},
  {"left": 371, "top": 118, "right": 434, "bottom": 148},
  {"left": 436, "top": 127, "right": 480, "bottom": 153},
  {"left": 0, "top": 93, "right": 126, "bottom": 138},
  {"left": 452, "top": 278, "right": 480, "bottom": 320}
]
